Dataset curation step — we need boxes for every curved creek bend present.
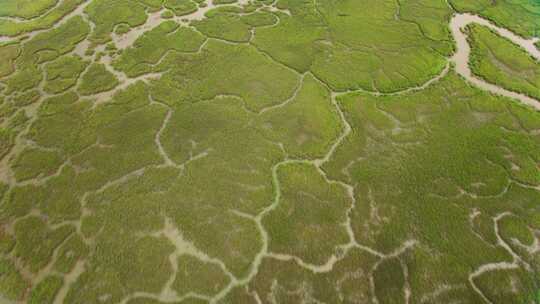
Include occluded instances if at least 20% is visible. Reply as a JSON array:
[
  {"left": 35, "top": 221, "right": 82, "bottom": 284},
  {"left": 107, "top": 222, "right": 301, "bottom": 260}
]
[{"left": 449, "top": 13, "right": 540, "bottom": 110}]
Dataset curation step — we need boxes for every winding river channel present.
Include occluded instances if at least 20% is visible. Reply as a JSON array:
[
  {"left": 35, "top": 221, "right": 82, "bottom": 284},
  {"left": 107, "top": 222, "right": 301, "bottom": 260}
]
[
  {"left": 0, "top": 4, "right": 539, "bottom": 304},
  {"left": 449, "top": 13, "right": 540, "bottom": 110}
]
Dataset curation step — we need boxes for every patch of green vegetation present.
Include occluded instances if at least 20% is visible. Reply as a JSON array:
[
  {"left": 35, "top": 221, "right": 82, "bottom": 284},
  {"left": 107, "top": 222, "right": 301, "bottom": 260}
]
[
  {"left": 471, "top": 212, "right": 498, "bottom": 246},
  {"left": 71, "top": 84, "right": 168, "bottom": 186},
  {"left": 0, "top": 0, "right": 58, "bottom": 19},
  {"left": 3, "top": 65, "right": 42, "bottom": 94},
  {"left": 85, "top": 0, "right": 148, "bottom": 43},
  {"left": 0, "top": 2, "right": 539, "bottom": 303},
  {"left": 11, "top": 89, "right": 40, "bottom": 107},
  {"left": 113, "top": 21, "right": 205, "bottom": 77},
  {"left": 192, "top": 7, "right": 251, "bottom": 42},
  {"left": 44, "top": 55, "right": 88, "bottom": 94},
  {"left": 0, "top": 229, "right": 14, "bottom": 255},
  {"left": 65, "top": 235, "right": 174, "bottom": 303},
  {"left": 250, "top": 7, "right": 326, "bottom": 74},
  {"left": 256, "top": 74, "right": 342, "bottom": 159},
  {"left": 138, "top": 0, "right": 164, "bottom": 10},
  {"left": 322, "top": 70, "right": 540, "bottom": 302},
  {"left": 157, "top": 97, "right": 278, "bottom": 275},
  {"left": 27, "top": 83, "right": 169, "bottom": 206},
  {"left": 38, "top": 166, "right": 87, "bottom": 222},
  {"left": 85, "top": 167, "right": 179, "bottom": 231},
  {"left": 213, "top": 0, "right": 236, "bottom": 4},
  {"left": 474, "top": 268, "right": 537, "bottom": 303},
  {"left": 152, "top": 39, "right": 299, "bottom": 111},
  {"left": 0, "top": 101, "right": 17, "bottom": 124},
  {"left": 77, "top": 63, "right": 119, "bottom": 95},
  {"left": 105, "top": 42, "right": 117, "bottom": 52},
  {"left": 161, "top": 96, "right": 252, "bottom": 164},
  {"left": 398, "top": 0, "right": 454, "bottom": 42},
  {"left": 11, "top": 147, "right": 64, "bottom": 182},
  {"left": 449, "top": 0, "right": 540, "bottom": 38},
  {"left": 28, "top": 275, "right": 64, "bottom": 304},
  {"left": 497, "top": 214, "right": 537, "bottom": 263},
  {"left": 0, "top": 257, "right": 28, "bottom": 301},
  {"left": 1, "top": 184, "right": 40, "bottom": 219},
  {"left": 0, "top": 110, "right": 29, "bottom": 160},
  {"left": 240, "top": 10, "right": 277, "bottom": 27},
  {"left": 250, "top": 248, "right": 379, "bottom": 303},
  {"left": 263, "top": 162, "right": 351, "bottom": 265},
  {"left": 80, "top": 168, "right": 180, "bottom": 239},
  {"left": 28, "top": 92, "right": 94, "bottom": 155},
  {"left": 241, "top": 1, "right": 265, "bottom": 13},
  {"left": 0, "top": 44, "right": 19, "bottom": 78},
  {"left": 21, "top": 15, "right": 89, "bottom": 64},
  {"left": 160, "top": 10, "right": 175, "bottom": 19},
  {"left": 127, "top": 297, "right": 207, "bottom": 304},
  {"left": 114, "top": 23, "right": 131, "bottom": 35},
  {"left": 164, "top": 0, "right": 198, "bottom": 16},
  {"left": 173, "top": 255, "right": 230, "bottom": 297},
  {"left": 252, "top": 0, "right": 452, "bottom": 92},
  {"left": 13, "top": 216, "right": 73, "bottom": 273},
  {"left": 7, "top": 110, "right": 30, "bottom": 130},
  {"left": 54, "top": 234, "right": 89, "bottom": 273},
  {"left": 373, "top": 258, "right": 406, "bottom": 304},
  {"left": 219, "top": 286, "right": 258, "bottom": 303},
  {"left": 0, "top": 0, "right": 84, "bottom": 37},
  {"left": 192, "top": 7, "right": 278, "bottom": 42},
  {"left": 467, "top": 24, "right": 540, "bottom": 100}
]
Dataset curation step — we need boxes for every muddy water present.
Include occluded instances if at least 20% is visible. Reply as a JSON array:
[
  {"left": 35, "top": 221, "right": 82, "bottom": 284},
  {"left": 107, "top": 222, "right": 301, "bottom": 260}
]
[{"left": 450, "top": 13, "right": 540, "bottom": 110}]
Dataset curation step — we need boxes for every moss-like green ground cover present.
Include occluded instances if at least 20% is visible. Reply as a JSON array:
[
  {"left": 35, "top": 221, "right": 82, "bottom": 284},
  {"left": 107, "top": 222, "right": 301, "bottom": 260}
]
[
  {"left": 0, "top": 0, "right": 84, "bottom": 37},
  {"left": 0, "top": 0, "right": 59, "bottom": 20},
  {"left": 0, "top": 0, "right": 539, "bottom": 303}
]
